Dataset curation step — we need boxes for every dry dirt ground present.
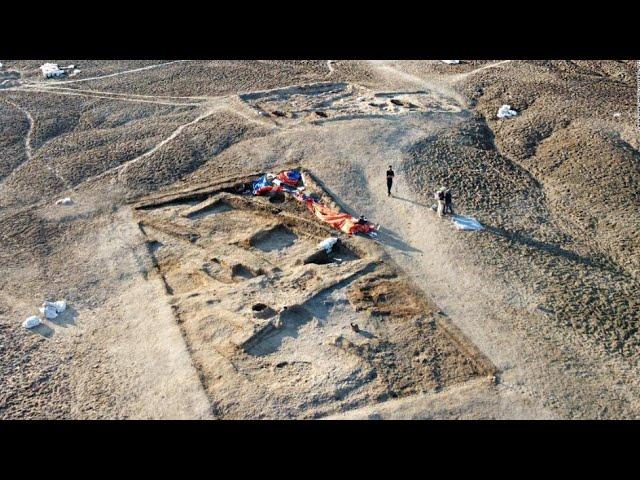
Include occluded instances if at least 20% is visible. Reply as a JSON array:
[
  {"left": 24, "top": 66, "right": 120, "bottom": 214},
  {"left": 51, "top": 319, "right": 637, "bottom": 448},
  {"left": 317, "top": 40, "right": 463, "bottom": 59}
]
[{"left": 0, "top": 60, "right": 638, "bottom": 419}]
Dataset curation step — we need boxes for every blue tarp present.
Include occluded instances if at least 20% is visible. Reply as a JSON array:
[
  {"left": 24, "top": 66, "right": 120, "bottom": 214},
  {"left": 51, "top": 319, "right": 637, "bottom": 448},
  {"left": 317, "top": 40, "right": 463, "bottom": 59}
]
[{"left": 252, "top": 174, "right": 272, "bottom": 195}]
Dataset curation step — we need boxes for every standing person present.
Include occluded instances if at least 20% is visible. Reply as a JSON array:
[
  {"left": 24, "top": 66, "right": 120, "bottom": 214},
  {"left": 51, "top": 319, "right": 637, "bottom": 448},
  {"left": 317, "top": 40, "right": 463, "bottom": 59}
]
[
  {"left": 444, "top": 188, "right": 454, "bottom": 215},
  {"left": 386, "top": 165, "right": 395, "bottom": 197},
  {"left": 435, "top": 187, "right": 446, "bottom": 217}
]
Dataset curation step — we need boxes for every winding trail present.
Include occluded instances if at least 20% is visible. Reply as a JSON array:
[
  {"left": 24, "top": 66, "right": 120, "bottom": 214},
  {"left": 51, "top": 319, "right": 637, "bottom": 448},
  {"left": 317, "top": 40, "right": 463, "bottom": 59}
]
[
  {"left": 3, "top": 99, "right": 33, "bottom": 164},
  {"left": 118, "top": 106, "right": 221, "bottom": 175},
  {"left": 3, "top": 60, "right": 639, "bottom": 418},
  {"left": 0, "top": 99, "right": 69, "bottom": 188}
]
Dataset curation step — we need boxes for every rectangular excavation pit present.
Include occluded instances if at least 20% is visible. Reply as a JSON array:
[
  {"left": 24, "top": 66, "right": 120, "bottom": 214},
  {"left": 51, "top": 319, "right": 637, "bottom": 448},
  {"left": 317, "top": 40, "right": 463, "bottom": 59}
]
[
  {"left": 238, "top": 82, "right": 432, "bottom": 125},
  {"left": 218, "top": 264, "right": 490, "bottom": 418},
  {"left": 131, "top": 167, "right": 495, "bottom": 419}
]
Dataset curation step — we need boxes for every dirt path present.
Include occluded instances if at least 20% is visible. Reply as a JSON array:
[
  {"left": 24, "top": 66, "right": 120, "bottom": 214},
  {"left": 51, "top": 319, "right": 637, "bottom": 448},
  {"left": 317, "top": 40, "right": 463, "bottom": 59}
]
[
  {"left": 66, "top": 104, "right": 225, "bottom": 192},
  {"left": 13, "top": 86, "right": 204, "bottom": 107},
  {"left": 311, "top": 63, "right": 640, "bottom": 418},
  {"left": 1, "top": 99, "right": 33, "bottom": 170},
  {"left": 367, "top": 60, "right": 466, "bottom": 111},
  {"left": 22, "top": 85, "right": 212, "bottom": 101},
  {"left": 4, "top": 61, "right": 638, "bottom": 418},
  {"left": 323, "top": 140, "right": 640, "bottom": 418},
  {"left": 35, "top": 60, "right": 186, "bottom": 85},
  {"left": 451, "top": 60, "right": 514, "bottom": 82}
]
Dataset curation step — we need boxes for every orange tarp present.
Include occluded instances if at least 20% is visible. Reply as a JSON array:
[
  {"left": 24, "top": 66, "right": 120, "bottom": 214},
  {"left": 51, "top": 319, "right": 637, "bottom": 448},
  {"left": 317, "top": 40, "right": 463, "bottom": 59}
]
[{"left": 304, "top": 199, "right": 375, "bottom": 235}]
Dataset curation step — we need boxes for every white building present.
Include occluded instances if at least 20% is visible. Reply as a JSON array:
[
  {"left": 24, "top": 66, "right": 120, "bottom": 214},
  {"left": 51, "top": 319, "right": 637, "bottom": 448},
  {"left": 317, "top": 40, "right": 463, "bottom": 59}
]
[{"left": 40, "top": 63, "right": 65, "bottom": 78}]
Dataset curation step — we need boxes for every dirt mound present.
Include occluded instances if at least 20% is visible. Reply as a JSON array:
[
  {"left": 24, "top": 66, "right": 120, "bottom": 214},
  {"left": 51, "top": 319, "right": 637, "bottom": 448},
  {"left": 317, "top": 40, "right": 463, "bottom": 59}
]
[{"left": 457, "top": 60, "right": 639, "bottom": 276}]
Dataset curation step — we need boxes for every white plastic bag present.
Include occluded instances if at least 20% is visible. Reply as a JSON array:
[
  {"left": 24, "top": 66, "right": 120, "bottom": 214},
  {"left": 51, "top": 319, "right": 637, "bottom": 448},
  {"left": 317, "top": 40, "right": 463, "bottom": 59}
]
[
  {"left": 40, "top": 303, "right": 58, "bottom": 319},
  {"left": 497, "top": 104, "right": 518, "bottom": 119},
  {"left": 53, "top": 300, "right": 66, "bottom": 313},
  {"left": 40, "top": 300, "right": 66, "bottom": 319},
  {"left": 452, "top": 215, "right": 484, "bottom": 231},
  {"left": 318, "top": 237, "right": 338, "bottom": 253},
  {"left": 23, "top": 316, "right": 42, "bottom": 329},
  {"left": 56, "top": 197, "right": 73, "bottom": 205}
]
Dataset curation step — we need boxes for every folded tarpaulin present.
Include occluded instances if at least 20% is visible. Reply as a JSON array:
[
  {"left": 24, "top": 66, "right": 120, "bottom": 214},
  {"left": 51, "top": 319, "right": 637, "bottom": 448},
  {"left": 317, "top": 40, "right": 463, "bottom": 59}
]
[
  {"left": 253, "top": 170, "right": 304, "bottom": 196},
  {"left": 303, "top": 198, "right": 376, "bottom": 235},
  {"left": 252, "top": 174, "right": 283, "bottom": 196},
  {"left": 276, "top": 170, "right": 302, "bottom": 187},
  {"left": 452, "top": 215, "right": 484, "bottom": 231},
  {"left": 253, "top": 172, "right": 377, "bottom": 235}
]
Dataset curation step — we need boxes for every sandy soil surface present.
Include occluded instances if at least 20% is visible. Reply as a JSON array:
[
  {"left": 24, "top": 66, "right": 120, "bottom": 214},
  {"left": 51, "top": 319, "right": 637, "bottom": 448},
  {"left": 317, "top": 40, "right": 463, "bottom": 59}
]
[{"left": 1, "top": 60, "right": 638, "bottom": 419}]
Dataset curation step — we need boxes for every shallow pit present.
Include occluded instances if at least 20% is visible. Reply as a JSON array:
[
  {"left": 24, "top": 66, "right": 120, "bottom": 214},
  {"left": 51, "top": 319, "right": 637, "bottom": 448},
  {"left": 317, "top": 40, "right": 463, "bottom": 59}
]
[
  {"left": 251, "top": 226, "right": 298, "bottom": 253},
  {"left": 252, "top": 303, "right": 276, "bottom": 319}
]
